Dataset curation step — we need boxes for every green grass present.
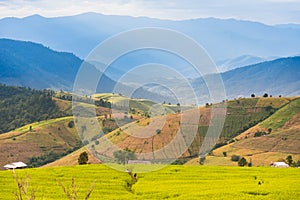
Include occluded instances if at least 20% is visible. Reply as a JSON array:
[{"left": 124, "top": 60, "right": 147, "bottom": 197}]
[
  {"left": 15, "top": 116, "right": 74, "bottom": 132},
  {"left": 0, "top": 165, "right": 299, "bottom": 199},
  {"left": 261, "top": 98, "right": 300, "bottom": 130}
]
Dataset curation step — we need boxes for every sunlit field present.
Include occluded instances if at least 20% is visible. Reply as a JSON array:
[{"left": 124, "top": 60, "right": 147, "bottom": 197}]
[{"left": 0, "top": 164, "right": 299, "bottom": 199}]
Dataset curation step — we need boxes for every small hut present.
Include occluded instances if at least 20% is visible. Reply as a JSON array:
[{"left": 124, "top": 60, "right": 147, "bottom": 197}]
[
  {"left": 270, "top": 162, "right": 289, "bottom": 168},
  {"left": 4, "top": 162, "right": 28, "bottom": 170}
]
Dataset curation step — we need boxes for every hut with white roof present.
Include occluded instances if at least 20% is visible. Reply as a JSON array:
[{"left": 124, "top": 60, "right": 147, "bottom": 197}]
[{"left": 4, "top": 162, "right": 28, "bottom": 169}]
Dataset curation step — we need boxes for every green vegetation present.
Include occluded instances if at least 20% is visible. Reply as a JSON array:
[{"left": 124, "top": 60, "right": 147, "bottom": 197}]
[
  {"left": 189, "top": 97, "right": 289, "bottom": 157},
  {"left": 0, "top": 84, "right": 67, "bottom": 133},
  {"left": 113, "top": 148, "right": 137, "bottom": 164},
  {"left": 220, "top": 98, "right": 278, "bottom": 138},
  {"left": 238, "top": 157, "right": 248, "bottom": 166},
  {"left": 0, "top": 165, "right": 299, "bottom": 199},
  {"left": 29, "top": 141, "right": 83, "bottom": 167},
  {"left": 78, "top": 151, "right": 89, "bottom": 165},
  {"left": 92, "top": 93, "right": 182, "bottom": 116},
  {"left": 261, "top": 97, "right": 300, "bottom": 130}
]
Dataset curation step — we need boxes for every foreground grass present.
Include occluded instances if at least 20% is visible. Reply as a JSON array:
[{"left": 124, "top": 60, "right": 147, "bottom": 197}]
[{"left": 0, "top": 165, "right": 299, "bottom": 199}]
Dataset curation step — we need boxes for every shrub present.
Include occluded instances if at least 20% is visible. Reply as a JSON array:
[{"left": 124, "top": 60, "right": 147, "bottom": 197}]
[
  {"left": 238, "top": 157, "right": 248, "bottom": 166},
  {"left": 222, "top": 152, "right": 227, "bottom": 157},
  {"left": 254, "top": 131, "right": 267, "bottom": 137},
  {"left": 231, "top": 155, "right": 240, "bottom": 162},
  {"left": 199, "top": 156, "right": 206, "bottom": 165},
  {"left": 297, "top": 160, "right": 300, "bottom": 167},
  {"left": 286, "top": 155, "right": 293, "bottom": 166},
  {"left": 68, "top": 121, "right": 75, "bottom": 128}
]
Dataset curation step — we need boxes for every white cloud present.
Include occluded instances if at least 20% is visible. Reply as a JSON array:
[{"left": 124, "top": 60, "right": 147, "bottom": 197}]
[{"left": 0, "top": 0, "right": 300, "bottom": 24}]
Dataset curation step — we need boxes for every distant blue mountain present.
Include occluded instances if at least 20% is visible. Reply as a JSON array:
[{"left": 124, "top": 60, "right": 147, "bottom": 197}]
[
  {"left": 221, "top": 56, "right": 300, "bottom": 98},
  {"left": 0, "top": 38, "right": 115, "bottom": 92},
  {"left": 1, "top": 12, "right": 300, "bottom": 63},
  {"left": 1, "top": 39, "right": 299, "bottom": 104},
  {"left": 0, "top": 39, "right": 177, "bottom": 103},
  {"left": 216, "top": 55, "right": 268, "bottom": 72}
]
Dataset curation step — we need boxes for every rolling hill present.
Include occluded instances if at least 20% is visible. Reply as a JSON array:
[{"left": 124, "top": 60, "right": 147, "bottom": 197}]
[
  {"left": 188, "top": 97, "right": 300, "bottom": 166},
  {"left": 0, "top": 116, "right": 79, "bottom": 170},
  {"left": 1, "top": 91, "right": 298, "bottom": 168},
  {"left": 47, "top": 96, "right": 296, "bottom": 167},
  {"left": 0, "top": 88, "right": 185, "bottom": 169}
]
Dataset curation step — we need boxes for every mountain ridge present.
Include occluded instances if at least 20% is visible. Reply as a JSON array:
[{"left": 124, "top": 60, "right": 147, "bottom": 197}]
[{"left": 1, "top": 12, "right": 300, "bottom": 61}]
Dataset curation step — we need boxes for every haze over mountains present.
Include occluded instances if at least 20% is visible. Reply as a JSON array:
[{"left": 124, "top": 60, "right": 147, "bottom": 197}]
[
  {"left": 1, "top": 38, "right": 299, "bottom": 104},
  {"left": 1, "top": 12, "right": 300, "bottom": 63}
]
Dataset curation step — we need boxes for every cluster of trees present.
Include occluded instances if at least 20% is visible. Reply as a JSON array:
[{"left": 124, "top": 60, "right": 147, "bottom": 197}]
[
  {"left": 230, "top": 155, "right": 252, "bottom": 167},
  {"left": 0, "top": 84, "right": 67, "bottom": 133},
  {"left": 95, "top": 99, "right": 111, "bottom": 108},
  {"left": 286, "top": 155, "right": 300, "bottom": 167},
  {"left": 251, "top": 93, "right": 282, "bottom": 98},
  {"left": 28, "top": 141, "right": 83, "bottom": 167}
]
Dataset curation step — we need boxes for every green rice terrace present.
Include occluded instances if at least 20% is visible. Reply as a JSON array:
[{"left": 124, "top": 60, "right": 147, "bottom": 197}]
[{"left": 0, "top": 165, "right": 299, "bottom": 200}]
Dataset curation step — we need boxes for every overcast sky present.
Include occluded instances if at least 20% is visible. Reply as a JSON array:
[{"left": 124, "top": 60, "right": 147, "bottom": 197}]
[{"left": 0, "top": 0, "right": 300, "bottom": 25}]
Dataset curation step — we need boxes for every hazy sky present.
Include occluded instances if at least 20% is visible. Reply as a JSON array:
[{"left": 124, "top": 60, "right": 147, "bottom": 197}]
[{"left": 0, "top": 0, "right": 300, "bottom": 25}]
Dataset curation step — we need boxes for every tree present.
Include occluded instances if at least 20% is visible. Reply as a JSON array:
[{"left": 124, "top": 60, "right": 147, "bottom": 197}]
[
  {"left": 68, "top": 121, "right": 74, "bottom": 128},
  {"left": 113, "top": 148, "right": 136, "bottom": 164},
  {"left": 199, "top": 156, "right": 206, "bottom": 165},
  {"left": 248, "top": 160, "right": 252, "bottom": 167},
  {"left": 238, "top": 157, "right": 248, "bottom": 167},
  {"left": 263, "top": 93, "right": 268, "bottom": 98},
  {"left": 297, "top": 160, "right": 300, "bottom": 167},
  {"left": 268, "top": 128, "right": 272, "bottom": 134},
  {"left": 286, "top": 155, "right": 293, "bottom": 166},
  {"left": 78, "top": 151, "right": 88, "bottom": 165}
]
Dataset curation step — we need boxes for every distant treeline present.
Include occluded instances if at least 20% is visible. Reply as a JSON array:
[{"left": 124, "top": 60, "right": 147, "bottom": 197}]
[
  {"left": 0, "top": 84, "right": 66, "bottom": 133},
  {"left": 55, "top": 91, "right": 112, "bottom": 108}
]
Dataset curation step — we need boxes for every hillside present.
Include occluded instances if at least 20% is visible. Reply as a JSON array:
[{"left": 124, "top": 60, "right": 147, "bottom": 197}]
[
  {"left": 63, "top": 96, "right": 291, "bottom": 165},
  {"left": 44, "top": 148, "right": 101, "bottom": 167},
  {"left": 1, "top": 89, "right": 299, "bottom": 168},
  {"left": 0, "top": 84, "right": 66, "bottom": 133},
  {"left": 0, "top": 117, "right": 80, "bottom": 169},
  {"left": 0, "top": 91, "right": 182, "bottom": 168},
  {"left": 191, "top": 97, "right": 300, "bottom": 166}
]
